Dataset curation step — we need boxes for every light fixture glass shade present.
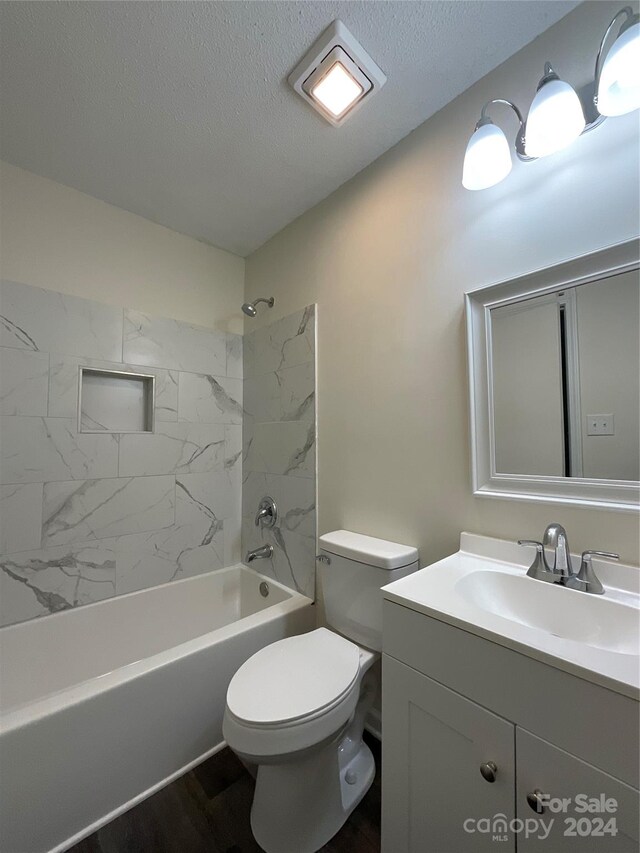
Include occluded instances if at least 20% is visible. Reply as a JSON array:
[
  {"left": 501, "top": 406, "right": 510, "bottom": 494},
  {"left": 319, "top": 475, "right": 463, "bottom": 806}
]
[
  {"left": 311, "top": 62, "right": 364, "bottom": 117},
  {"left": 597, "top": 20, "right": 640, "bottom": 116},
  {"left": 524, "top": 78, "right": 585, "bottom": 158},
  {"left": 462, "top": 121, "right": 512, "bottom": 191}
]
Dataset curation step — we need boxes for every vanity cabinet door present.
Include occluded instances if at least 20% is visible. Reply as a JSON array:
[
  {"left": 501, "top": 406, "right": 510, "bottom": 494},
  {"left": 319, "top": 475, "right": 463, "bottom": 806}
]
[
  {"left": 382, "top": 655, "right": 516, "bottom": 853},
  {"left": 516, "top": 728, "right": 640, "bottom": 852}
]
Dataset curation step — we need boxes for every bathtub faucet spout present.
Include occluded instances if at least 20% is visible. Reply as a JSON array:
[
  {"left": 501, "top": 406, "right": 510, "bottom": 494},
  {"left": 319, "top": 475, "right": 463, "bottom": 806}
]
[{"left": 245, "top": 544, "right": 273, "bottom": 563}]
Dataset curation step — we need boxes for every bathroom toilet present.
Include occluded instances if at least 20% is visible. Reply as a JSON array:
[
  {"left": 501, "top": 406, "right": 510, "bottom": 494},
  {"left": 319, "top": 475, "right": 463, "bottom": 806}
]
[{"left": 223, "top": 530, "right": 419, "bottom": 853}]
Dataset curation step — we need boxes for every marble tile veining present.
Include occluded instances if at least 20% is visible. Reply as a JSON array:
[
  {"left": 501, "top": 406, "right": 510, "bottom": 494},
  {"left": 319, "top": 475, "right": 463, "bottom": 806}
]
[
  {"left": 241, "top": 520, "right": 315, "bottom": 599},
  {"left": 242, "top": 472, "right": 315, "bottom": 540},
  {"left": 244, "top": 305, "right": 314, "bottom": 377},
  {"left": 269, "top": 527, "right": 316, "bottom": 599},
  {"left": 245, "top": 421, "right": 315, "bottom": 478},
  {"left": 242, "top": 305, "right": 316, "bottom": 599},
  {"left": 0, "top": 348, "right": 49, "bottom": 416},
  {"left": 0, "top": 540, "right": 116, "bottom": 627},
  {"left": 176, "top": 472, "right": 237, "bottom": 527},
  {"left": 244, "top": 361, "right": 314, "bottom": 423},
  {"left": 0, "top": 417, "right": 119, "bottom": 484},
  {"left": 225, "top": 425, "right": 243, "bottom": 536},
  {"left": 123, "top": 310, "right": 227, "bottom": 376},
  {"left": 0, "top": 280, "right": 122, "bottom": 360},
  {"left": 118, "top": 423, "right": 225, "bottom": 476},
  {"left": 179, "top": 373, "right": 243, "bottom": 425},
  {"left": 0, "top": 280, "right": 246, "bottom": 626},
  {"left": 155, "top": 370, "right": 179, "bottom": 422},
  {"left": 115, "top": 521, "right": 224, "bottom": 595},
  {"left": 242, "top": 471, "right": 315, "bottom": 598},
  {"left": 42, "top": 476, "right": 175, "bottom": 546},
  {"left": 225, "top": 425, "right": 243, "bottom": 475}
]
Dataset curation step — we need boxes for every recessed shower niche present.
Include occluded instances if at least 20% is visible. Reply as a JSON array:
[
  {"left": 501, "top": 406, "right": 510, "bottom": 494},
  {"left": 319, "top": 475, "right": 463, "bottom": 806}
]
[{"left": 79, "top": 367, "right": 155, "bottom": 433}]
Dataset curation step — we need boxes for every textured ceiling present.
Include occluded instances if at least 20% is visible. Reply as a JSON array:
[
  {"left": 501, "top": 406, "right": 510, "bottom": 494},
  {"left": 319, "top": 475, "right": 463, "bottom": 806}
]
[{"left": 0, "top": 1, "right": 578, "bottom": 256}]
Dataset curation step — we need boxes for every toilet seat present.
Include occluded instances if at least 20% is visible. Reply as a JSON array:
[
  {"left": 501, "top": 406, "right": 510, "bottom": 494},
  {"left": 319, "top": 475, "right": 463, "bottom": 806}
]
[
  {"left": 223, "top": 628, "right": 366, "bottom": 758},
  {"left": 226, "top": 628, "right": 361, "bottom": 727}
]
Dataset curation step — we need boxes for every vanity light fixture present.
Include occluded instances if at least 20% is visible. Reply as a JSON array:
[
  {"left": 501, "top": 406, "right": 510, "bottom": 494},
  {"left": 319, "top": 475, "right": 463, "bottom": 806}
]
[
  {"left": 288, "top": 20, "right": 386, "bottom": 126},
  {"left": 462, "top": 102, "right": 522, "bottom": 191},
  {"left": 596, "top": 7, "right": 640, "bottom": 115},
  {"left": 462, "top": 6, "right": 640, "bottom": 189},
  {"left": 524, "top": 64, "right": 585, "bottom": 158}
]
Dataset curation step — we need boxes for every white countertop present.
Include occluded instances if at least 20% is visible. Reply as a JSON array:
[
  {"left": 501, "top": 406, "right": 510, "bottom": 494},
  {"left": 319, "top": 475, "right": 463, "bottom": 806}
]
[{"left": 382, "top": 532, "right": 640, "bottom": 700}]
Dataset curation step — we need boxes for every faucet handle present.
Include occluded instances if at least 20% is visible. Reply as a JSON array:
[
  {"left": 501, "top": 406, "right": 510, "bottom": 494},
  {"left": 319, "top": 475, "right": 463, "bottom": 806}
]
[
  {"left": 565, "top": 550, "right": 618, "bottom": 595},
  {"left": 582, "top": 550, "right": 619, "bottom": 562},
  {"left": 255, "top": 496, "right": 277, "bottom": 528},
  {"left": 518, "top": 540, "right": 558, "bottom": 583}
]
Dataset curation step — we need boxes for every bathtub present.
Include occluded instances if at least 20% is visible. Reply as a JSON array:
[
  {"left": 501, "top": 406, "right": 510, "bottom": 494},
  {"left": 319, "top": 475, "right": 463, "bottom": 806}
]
[{"left": 0, "top": 565, "right": 314, "bottom": 853}]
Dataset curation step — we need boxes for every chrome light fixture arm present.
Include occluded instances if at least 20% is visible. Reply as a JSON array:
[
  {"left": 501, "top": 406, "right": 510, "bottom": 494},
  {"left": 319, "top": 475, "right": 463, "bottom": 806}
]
[
  {"left": 462, "top": 7, "right": 640, "bottom": 190},
  {"left": 479, "top": 98, "right": 533, "bottom": 162},
  {"left": 595, "top": 6, "right": 635, "bottom": 82},
  {"left": 588, "top": 6, "right": 638, "bottom": 128}
]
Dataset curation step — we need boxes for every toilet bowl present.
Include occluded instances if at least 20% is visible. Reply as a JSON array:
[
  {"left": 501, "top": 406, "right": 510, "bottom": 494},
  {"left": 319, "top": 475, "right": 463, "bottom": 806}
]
[
  {"left": 224, "top": 628, "right": 378, "bottom": 853},
  {"left": 223, "top": 530, "right": 419, "bottom": 853}
]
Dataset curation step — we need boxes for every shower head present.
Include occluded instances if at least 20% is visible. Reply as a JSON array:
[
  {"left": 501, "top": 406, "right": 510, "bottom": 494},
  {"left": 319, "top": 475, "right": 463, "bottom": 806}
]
[{"left": 242, "top": 297, "right": 274, "bottom": 317}]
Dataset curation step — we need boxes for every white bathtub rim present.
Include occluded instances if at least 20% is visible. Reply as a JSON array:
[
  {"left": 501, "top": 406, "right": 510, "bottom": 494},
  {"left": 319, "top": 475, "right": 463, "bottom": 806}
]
[
  {"left": 1, "top": 561, "right": 295, "bottom": 632},
  {"left": 1, "top": 569, "right": 313, "bottom": 732},
  {"left": 0, "top": 591, "right": 313, "bottom": 732},
  {"left": 49, "top": 738, "right": 228, "bottom": 853}
]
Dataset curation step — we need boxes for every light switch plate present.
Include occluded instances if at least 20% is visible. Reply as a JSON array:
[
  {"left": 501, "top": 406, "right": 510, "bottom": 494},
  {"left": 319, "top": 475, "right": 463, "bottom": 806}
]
[{"left": 586, "top": 414, "right": 615, "bottom": 436}]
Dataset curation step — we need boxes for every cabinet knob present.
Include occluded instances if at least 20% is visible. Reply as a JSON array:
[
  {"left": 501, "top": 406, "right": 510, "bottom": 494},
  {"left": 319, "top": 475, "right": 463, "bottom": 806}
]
[
  {"left": 527, "top": 790, "right": 547, "bottom": 814},
  {"left": 479, "top": 761, "right": 497, "bottom": 783}
]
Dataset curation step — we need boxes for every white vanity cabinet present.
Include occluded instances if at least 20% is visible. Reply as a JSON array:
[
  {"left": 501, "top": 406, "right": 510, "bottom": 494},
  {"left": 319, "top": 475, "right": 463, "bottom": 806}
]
[
  {"left": 383, "top": 656, "right": 516, "bottom": 853},
  {"left": 381, "top": 601, "right": 640, "bottom": 853},
  {"left": 515, "top": 730, "right": 640, "bottom": 853}
]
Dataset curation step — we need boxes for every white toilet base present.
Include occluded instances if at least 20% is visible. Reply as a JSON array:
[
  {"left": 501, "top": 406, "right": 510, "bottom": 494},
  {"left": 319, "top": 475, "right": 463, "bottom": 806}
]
[
  {"left": 250, "top": 736, "right": 375, "bottom": 853},
  {"left": 225, "top": 641, "right": 380, "bottom": 853},
  {"left": 249, "top": 665, "right": 378, "bottom": 853}
]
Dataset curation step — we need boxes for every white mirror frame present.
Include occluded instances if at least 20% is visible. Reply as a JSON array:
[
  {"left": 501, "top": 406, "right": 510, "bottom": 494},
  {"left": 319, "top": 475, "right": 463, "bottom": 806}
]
[{"left": 465, "top": 239, "right": 640, "bottom": 513}]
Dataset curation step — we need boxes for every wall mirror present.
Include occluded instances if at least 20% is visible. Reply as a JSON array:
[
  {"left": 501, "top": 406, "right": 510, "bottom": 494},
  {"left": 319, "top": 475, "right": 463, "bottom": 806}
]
[{"left": 466, "top": 240, "right": 639, "bottom": 512}]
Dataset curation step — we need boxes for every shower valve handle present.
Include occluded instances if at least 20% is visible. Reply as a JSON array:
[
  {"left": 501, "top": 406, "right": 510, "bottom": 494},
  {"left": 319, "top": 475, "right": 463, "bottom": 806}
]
[{"left": 255, "top": 496, "right": 277, "bottom": 528}]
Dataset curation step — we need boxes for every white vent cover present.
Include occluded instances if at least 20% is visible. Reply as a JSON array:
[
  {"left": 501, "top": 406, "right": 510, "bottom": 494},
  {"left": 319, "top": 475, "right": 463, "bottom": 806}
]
[{"left": 288, "top": 20, "right": 387, "bottom": 127}]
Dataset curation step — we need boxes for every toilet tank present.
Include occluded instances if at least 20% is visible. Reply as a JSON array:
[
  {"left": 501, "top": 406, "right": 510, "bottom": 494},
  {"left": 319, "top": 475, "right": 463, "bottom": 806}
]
[{"left": 317, "top": 530, "right": 419, "bottom": 652}]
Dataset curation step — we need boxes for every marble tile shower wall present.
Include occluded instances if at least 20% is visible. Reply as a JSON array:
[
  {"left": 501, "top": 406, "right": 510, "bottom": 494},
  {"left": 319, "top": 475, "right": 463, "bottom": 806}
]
[
  {"left": 0, "top": 280, "right": 243, "bottom": 627},
  {"left": 242, "top": 306, "right": 316, "bottom": 599}
]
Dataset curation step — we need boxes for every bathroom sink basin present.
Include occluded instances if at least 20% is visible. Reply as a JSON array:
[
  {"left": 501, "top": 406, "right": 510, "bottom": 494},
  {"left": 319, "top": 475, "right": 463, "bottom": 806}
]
[
  {"left": 382, "top": 532, "right": 640, "bottom": 698},
  {"left": 456, "top": 570, "right": 639, "bottom": 655}
]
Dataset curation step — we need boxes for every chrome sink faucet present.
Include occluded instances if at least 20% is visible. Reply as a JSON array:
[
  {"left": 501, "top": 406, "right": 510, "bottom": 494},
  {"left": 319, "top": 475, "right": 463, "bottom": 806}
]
[
  {"left": 518, "top": 523, "right": 618, "bottom": 594},
  {"left": 542, "top": 522, "right": 573, "bottom": 579}
]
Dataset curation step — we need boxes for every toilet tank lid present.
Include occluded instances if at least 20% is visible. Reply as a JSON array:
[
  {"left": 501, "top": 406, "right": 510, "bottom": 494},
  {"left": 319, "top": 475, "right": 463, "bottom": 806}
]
[{"left": 318, "top": 530, "right": 419, "bottom": 570}]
